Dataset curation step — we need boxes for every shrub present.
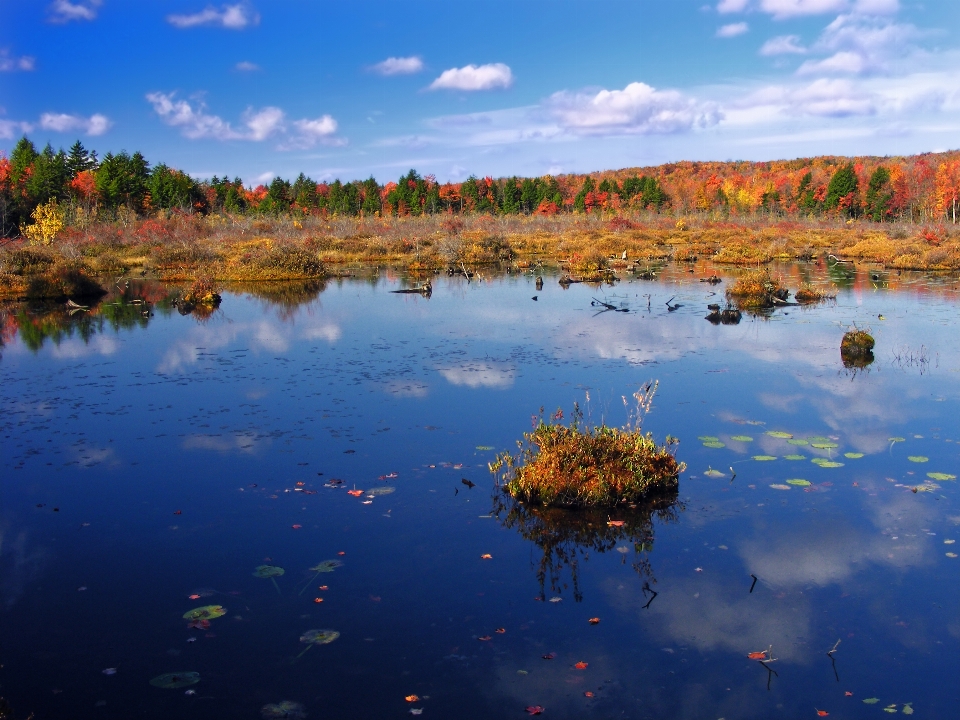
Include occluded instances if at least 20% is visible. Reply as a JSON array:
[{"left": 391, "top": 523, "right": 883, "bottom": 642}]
[{"left": 726, "top": 268, "right": 788, "bottom": 308}]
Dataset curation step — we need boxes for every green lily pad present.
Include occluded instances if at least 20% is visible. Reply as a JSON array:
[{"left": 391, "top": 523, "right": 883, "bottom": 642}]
[
  {"left": 253, "top": 565, "right": 285, "bottom": 578},
  {"left": 766, "top": 431, "right": 794, "bottom": 439},
  {"left": 812, "top": 458, "right": 844, "bottom": 468},
  {"left": 731, "top": 435, "right": 753, "bottom": 442},
  {"left": 863, "top": 698, "right": 880, "bottom": 705},
  {"left": 150, "top": 671, "right": 200, "bottom": 689},
  {"left": 769, "top": 484, "right": 791, "bottom": 490},
  {"left": 475, "top": 446, "right": 494, "bottom": 451},
  {"left": 784, "top": 454, "right": 806, "bottom": 461},
  {"left": 787, "top": 438, "right": 809, "bottom": 446},
  {"left": 300, "top": 628, "right": 339, "bottom": 645},
  {"left": 811, "top": 442, "right": 839, "bottom": 449},
  {"left": 907, "top": 456, "right": 929, "bottom": 463},
  {"left": 752, "top": 455, "right": 777, "bottom": 461},
  {"left": 844, "top": 452, "right": 865, "bottom": 459},
  {"left": 888, "top": 437, "right": 905, "bottom": 443},
  {"left": 366, "top": 486, "right": 395, "bottom": 496},
  {"left": 698, "top": 436, "right": 720, "bottom": 442},
  {"left": 183, "top": 605, "right": 226, "bottom": 621},
  {"left": 902, "top": 703, "right": 914, "bottom": 715},
  {"left": 808, "top": 436, "right": 831, "bottom": 443},
  {"left": 308, "top": 560, "right": 343, "bottom": 573},
  {"left": 703, "top": 441, "right": 725, "bottom": 448},
  {"left": 261, "top": 701, "right": 307, "bottom": 719},
  {"left": 786, "top": 479, "right": 811, "bottom": 486},
  {"left": 927, "top": 472, "right": 956, "bottom": 481},
  {"left": 704, "top": 468, "right": 726, "bottom": 478}
]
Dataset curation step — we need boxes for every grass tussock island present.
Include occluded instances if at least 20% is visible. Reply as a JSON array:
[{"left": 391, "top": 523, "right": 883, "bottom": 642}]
[{"left": 490, "top": 383, "right": 685, "bottom": 508}]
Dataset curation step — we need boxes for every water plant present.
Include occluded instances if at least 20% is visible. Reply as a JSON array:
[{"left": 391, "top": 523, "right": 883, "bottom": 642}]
[
  {"left": 253, "top": 564, "right": 285, "bottom": 593},
  {"left": 298, "top": 560, "right": 343, "bottom": 595},
  {"left": 296, "top": 629, "right": 339, "bottom": 659},
  {"left": 149, "top": 671, "right": 200, "bottom": 689},
  {"left": 490, "top": 382, "right": 684, "bottom": 508}
]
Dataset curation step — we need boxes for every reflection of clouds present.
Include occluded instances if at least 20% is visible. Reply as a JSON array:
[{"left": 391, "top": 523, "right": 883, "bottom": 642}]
[
  {"left": 253, "top": 321, "right": 289, "bottom": 352},
  {"left": 438, "top": 362, "right": 514, "bottom": 389},
  {"left": 73, "top": 445, "right": 118, "bottom": 468},
  {"left": 182, "top": 431, "right": 263, "bottom": 454},
  {"left": 301, "top": 323, "right": 341, "bottom": 343},
  {"left": 608, "top": 575, "right": 811, "bottom": 662},
  {"left": 384, "top": 380, "right": 429, "bottom": 397},
  {"left": 49, "top": 335, "right": 119, "bottom": 359},
  {"left": 0, "top": 522, "right": 47, "bottom": 609}
]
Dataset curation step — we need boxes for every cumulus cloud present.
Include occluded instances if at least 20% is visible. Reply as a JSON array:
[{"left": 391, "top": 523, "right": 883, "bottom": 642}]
[
  {"left": 429, "top": 63, "right": 513, "bottom": 91},
  {"left": 717, "top": 22, "right": 749, "bottom": 38},
  {"left": 755, "top": 0, "right": 899, "bottom": 17},
  {"left": 234, "top": 60, "right": 260, "bottom": 72},
  {"left": 801, "top": 13, "right": 923, "bottom": 76},
  {"left": 167, "top": 3, "right": 260, "bottom": 30},
  {"left": 146, "top": 91, "right": 342, "bottom": 148},
  {"left": 39, "top": 112, "right": 112, "bottom": 135},
  {"left": 0, "top": 119, "right": 33, "bottom": 140},
  {"left": 0, "top": 50, "right": 35, "bottom": 72},
  {"left": 717, "top": 0, "right": 749, "bottom": 12},
  {"left": 48, "top": 0, "right": 101, "bottom": 23},
  {"left": 547, "top": 82, "right": 722, "bottom": 136},
  {"left": 371, "top": 56, "right": 424, "bottom": 76},
  {"left": 760, "top": 34, "right": 807, "bottom": 55}
]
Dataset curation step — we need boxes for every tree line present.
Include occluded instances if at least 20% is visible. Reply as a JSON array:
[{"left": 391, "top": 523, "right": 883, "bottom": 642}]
[{"left": 2, "top": 135, "right": 959, "bottom": 237}]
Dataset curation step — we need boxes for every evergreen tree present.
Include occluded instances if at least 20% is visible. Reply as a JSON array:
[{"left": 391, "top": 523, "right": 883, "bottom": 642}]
[
  {"left": 66, "top": 140, "right": 97, "bottom": 177},
  {"left": 361, "top": 178, "right": 381, "bottom": 215},
  {"left": 864, "top": 166, "right": 893, "bottom": 222},
  {"left": 574, "top": 176, "right": 595, "bottom": 213},
  {"left": 25, "top": 144, "right": 69, "bottom": 205},
  {"left": 96, "top": 151, "right": 151, "bottom": 211},
  {"left": 824, "top": 164, "right": 859, "bottom": 216}
]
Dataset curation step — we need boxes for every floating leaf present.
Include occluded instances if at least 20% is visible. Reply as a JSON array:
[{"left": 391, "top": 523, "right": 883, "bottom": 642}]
[
  {"left": 769, "top": 484, "right": 791, "bottom": 490},
  {"left": 766, "top": 431, "right": 794, "bottom": 439},
  {"left": 808, "top": 436, "right": 832, "bottom": 444},
  {"left": 811, "top": 442, "right": 839, "bottom": 449},
  {"left": 787, "top": 439, "right": 809, "bottom": 446},
  {"left": 296, "top": 628, "right": 339, "bottom": 658},
  {"left": 525, "top": 707, "right": 544, "bottom": 716},
  {"left": 476, "top": 446, "right": 494, "bottom": 451},
  {"left": 747, "top": 651, "right": 767, "bottom": 660},
  {"left": 753, "top": 455, "right": 777, "bottom": 461},
  {"left": 731, "top": 435, "right": 753, "bottom": 442},
  {"left": 927, "top": 472, "right": 956, "bottom": 481},
  {"left": 812, "top": 459, "right": 844, "bottom": 468},
  {"left": 863, "top": 698, "right": 880, "bottom": 704},
  {"left": 588, "top": 618, "right": 600, "bottom": 624},
  {"left": 907, "top": 456, "right": 929, "bottom": 463},
  {"left": 902, "top": 704, "right": 914, "bottom": 715},
  {"left": 347, "top": 489, "right": 364, "bottom": 496},
  {"left": 698, "top": 436, "right": 719, "bottom": 442},
  {"left": 947, "top": 552, "right": 958, "bottom": 558},
  {"left": 844, "top": 452, "right": 865, "bottom": 459},
  {"left": 786, "top": 479, "right": 811, "bottom": 486},
  {"left": 888, "top": 437, "right": 905, "bottom": 443},
  {"left": 574, "top": 661, "right": 588, "bottom": 669},
  {"left": 704, "top": 468, "right": 725, "bottom": 478},
  {"left": 480, "top": 554, "right": 493, "bottom": 560},
  {"left": 182, "top": 605, "right": 226, "bottom": 621},
  {"left": 405, "top": 695, "right": 420, "bottom": 702},
  {"left": 260, "top": 701, "right": 307, "bottom": 719},
  {"left": 150, "top": 672, "right": 200, "bottom": 689},
  {"left": 310, "top": 560, "right": 343, "bottom": 573},
  {"left": 606, "top": 520, "right": 625, "bottom": 527},
  {"left": 703, "top": 441, "right": 725, "bottom": 448},
  {"left": 366, "top": 486, "right": 395, "bottom": 497},
  {"left": 784, "top": 454, "right": 807, "bottom": 461},
  {"left": 253, "top": 565, "right": 284, "bottom": 578}
]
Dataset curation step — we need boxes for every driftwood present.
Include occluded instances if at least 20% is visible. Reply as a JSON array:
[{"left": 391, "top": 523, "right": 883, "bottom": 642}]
[{"left": 391, "top": 281, "right": 432, "bottom": 296}]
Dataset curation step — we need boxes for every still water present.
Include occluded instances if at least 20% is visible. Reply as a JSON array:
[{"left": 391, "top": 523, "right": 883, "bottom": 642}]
[{"left": 2, "top": 263, "right": 959, "bottom": 719}]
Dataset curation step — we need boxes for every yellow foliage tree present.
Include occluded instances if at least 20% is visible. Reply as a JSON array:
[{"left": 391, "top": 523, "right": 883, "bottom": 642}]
[{"left": 21, "top": 199, "right": 65, "bottom": 245}]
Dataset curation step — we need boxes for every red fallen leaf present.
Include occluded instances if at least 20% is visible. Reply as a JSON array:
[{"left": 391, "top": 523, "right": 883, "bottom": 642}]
[
  {"left": 584, "top": 691, "right": 594, "bottom": 698},
  {"left": 318, "top": 585, "right": 328, "bottom": 591},
  {"left": 606, "top": 520, "right": 625, "bottom": 527},
  {"left": 816, "top": 711, "right": 829, "bottom": 717},
  {"left": 495, "top": 628, "right": 506, "bottom": 634},
  {"left": 541, "top": 652, "right": 556, "bottom": 660},
  {"left": 188, "top": 594, "right": 201, "bottom": 600},
  {"left": 173, "top": 510, "right": 182, "bottom": 515},
  {"left": 747, "top": 651, "right": 767, "bottom": 660},
  {"left": 588, "top": 618, "right": 600, "bottom": 625},
  {"left": 525, "top": 707, "right": 544, "bottom": 716},
  {"left": 296, "top": 481, "right": 305, "bottom": 487},
  {"left": 405, "top": 694, "right": 419, "bottom": 702},
  {"left": 844, "top": 692, "right": 853, "bottom": 697},
  {"left": 347, "top": 490, "right": 364, "bottom": 497},
  {"left": 478, "top": 635, "right": 492, "bottom": 641},
  {"left": 574, "top": 661, "right": 588, "bottom": 669},
  {"left": 337, "top": 551, "right": 346, "bottom": 556},
  {"left": 292, "top": 524, "right": 302, "bottom": 529},
  {"left": 480, "top": 554, "right": 493, "bottom": 560},
  {"left": 313, "top": 597, "right": 323, "bottom": 603}
]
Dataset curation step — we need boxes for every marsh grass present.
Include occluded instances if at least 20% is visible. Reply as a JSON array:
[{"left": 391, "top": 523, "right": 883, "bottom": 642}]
[
  {"left": 726, "top": 268, "right": 789, "bottom": 308},
  {"left": 490, "top": 382, "right": 684, "bottom": 508}
]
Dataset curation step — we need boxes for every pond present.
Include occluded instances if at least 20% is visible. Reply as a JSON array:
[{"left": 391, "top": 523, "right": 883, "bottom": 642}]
[{"left": 2, "top": 261, "right": 959, "bottom": 719}]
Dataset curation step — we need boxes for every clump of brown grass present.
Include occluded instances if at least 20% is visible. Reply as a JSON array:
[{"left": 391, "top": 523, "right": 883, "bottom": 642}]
[
  {"left": 726, "top": 268, "right": 788, "bottom": 308},
  {"left": 181, "top": 276, "right": 221, "bottom": 305},
  {"left": 841, "top": 328, "right": 875, "bottom": 357},
  {"left": 795, "top": 283, "right": 835, "bottom": 303},
  {"left": 490, "top": 383, "right": 684, "bottom": 508}
]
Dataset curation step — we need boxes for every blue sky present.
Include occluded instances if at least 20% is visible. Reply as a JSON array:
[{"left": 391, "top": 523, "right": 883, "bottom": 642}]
[{"left": 2, "top": 0, "right": 959, "bottom": 186}]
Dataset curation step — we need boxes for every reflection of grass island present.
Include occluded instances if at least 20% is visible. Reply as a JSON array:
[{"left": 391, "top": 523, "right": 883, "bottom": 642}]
[{"left": 490, "top": 384, "right": 684, "bottom": 508}]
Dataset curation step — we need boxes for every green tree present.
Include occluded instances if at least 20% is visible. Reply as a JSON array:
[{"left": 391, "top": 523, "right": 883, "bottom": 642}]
[
  {"left": 824, "top": 164, "right": 859, "bottom": 217},
  {"left": 149, "top": 164, "right": 202, "bottom": 211},
  {"left": 25, "top": 144, "right": 69, "bottom": 205},
  {"left": 96, "top": 151, "right": 150, "bottom": 211},
  {"left": 574, "top": 176, "right": 596, "bottom": 213},
  {"left": 66, "top": 140, "right": 97, "bottom": 177},
  {"left": 864, "top": 166, "right": 893, "bottom": 222}
]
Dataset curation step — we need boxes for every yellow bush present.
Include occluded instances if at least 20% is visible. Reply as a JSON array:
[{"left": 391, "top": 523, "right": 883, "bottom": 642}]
[{"left": 22, "top": 200, "right": 65, "bottom": 245}]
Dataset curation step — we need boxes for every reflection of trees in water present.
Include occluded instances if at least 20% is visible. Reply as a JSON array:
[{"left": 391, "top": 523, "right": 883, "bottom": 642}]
[
  {"left": 230, "top": 280, "right": 327, "bottom": 322},
  {"left": 492, "top": 490, "right": 683, "bottom": 602}
]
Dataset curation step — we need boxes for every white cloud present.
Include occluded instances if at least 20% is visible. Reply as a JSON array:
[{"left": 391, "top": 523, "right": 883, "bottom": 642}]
[
  {"left": 438, "top": 362, "right": 515, "bottom": 389},
  {"left": 759, "top": 0, "right": 847, "bottom": 18},
  {"left": 760, "top": 34, "right": 807, "bottom": 55},
  {"left": 48, "top": 0, "right": 101, "bottom": 23},
  {"left": 0, "top": 50, "right": 35, "bottom": 72},
  {"left": 0, "top": 119, "right": 33, "bottom": 140},
  {"left": 146, "top": 91, "right": 343, "bottom": 148},
  {"left": 429, "top": 63, "right": 513, "bottom": 91},
  {"left": 717, "top": 0, "right": 749, "bottom": 12},
  {"left": 234, "top": 61, "right": 260, "bottom": 72},
  {"left": 547, "top": 82, "right": 722, "bottom": 136},
  {"left": 371, "top": 56, "right": 424, "bottom": 76},
  {"left": 717, "top": 22, "right": 749, "bottom": 38},
  {"left": 797, "top": 49, "right": 867, "bottom": 74},
  {"left": 39, "top": 112, "right": 112, "bottom": 135},
  {"left": 167, "top": 3, "right": 260, "bottom": 30}
]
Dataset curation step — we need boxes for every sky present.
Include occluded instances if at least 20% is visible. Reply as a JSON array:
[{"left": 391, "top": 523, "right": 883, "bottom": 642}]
[{"left": 2, "top": 0, "right": 960, "bottom": 186}]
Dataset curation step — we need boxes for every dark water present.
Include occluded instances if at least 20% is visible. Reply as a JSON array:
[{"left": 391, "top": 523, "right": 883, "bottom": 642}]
[{"left": 2, "top": 263, "right": 959, "bottom": 719}]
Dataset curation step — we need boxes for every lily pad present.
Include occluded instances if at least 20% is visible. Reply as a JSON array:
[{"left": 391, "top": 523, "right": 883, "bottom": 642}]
[
  {"left": 702, "top": 441, "right": 725, "bottom": 448},
  {"left": 150, "top": 671, "right": 200, "bottom": 689},
  {"left": 784, "top": 454, "right": 806, "bottom": 461},
  {"left": 261, "top": 701, "right": 307, "bottom": 719},
  {"left": 811, "top": 442, "right": 839, "bottom": 449},
  {"left": 731, "top": 435, "right": 753, "bottom": 442},
  {"left": 182, "top": 605, "right": 226, "bottom": 621},
  {"left": 844, "top": 452, "right": 865, "bottom": 459},
  {"left": 698, "top": 436, "right": 719, "bottom": 442},
  {"left": 309, "top": 560, "right": 343, "bottom": 573},
  {"left": 769, "top": 484, "right": 791, "bottom": 490},
  {"left": 366, "top": 486, "right": 395, "bottom": 497},
  {"left": 927, "top": 472, "right": 956, "bottom": 481},
  {"left": 812, "top": 458, "right": 844, "bottom": 468},
  {"left": 752, "top": 455, "right": 777, "bottom": 461},
  {"left": 863, "top": 698, "right": 881, "bottom": 705},
  {"left": 476, "top": 446, "right": 494, "bottom": 451},
  {"left": 908, "top": 456, "right": 929, "bottom": 463},
  {"left": 888, "top": 437, "right": 905, "bottom": 443},
  {"left": 786, "top": 479, "right": 811, "bottom": 486},
  {"left": 254, "top": 564, "right": 285, "bottom": 594},
  {"left": 787, "top": 439, "right": 809, "bottom": 446},
  {"left": 766, "top": 431, "right": 794, "bottom": 439},
  {"left": 296, "top": 628, "right": 340, "bottom": 659}
]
